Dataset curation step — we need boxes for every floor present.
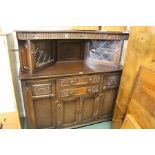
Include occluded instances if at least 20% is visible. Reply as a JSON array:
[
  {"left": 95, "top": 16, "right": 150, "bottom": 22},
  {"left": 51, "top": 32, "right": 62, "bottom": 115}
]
[
  {"left": 78, "top": 121, "right": 112, "bottom": 129},
  {"left": 21, "top": 117, "right": 112, "bottom": 129}
]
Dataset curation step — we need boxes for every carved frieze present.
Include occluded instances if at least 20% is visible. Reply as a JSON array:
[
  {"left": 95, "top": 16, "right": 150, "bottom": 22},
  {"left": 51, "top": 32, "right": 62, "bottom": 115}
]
[
  {"left": 107, "top": 76, "right": 119, "bottom": 86},
  {"left": 32, "top": 84, "right": 51, "bottom": 96},
  {"left": 16, "top": 31, "right": 129, "bottom": 40}
]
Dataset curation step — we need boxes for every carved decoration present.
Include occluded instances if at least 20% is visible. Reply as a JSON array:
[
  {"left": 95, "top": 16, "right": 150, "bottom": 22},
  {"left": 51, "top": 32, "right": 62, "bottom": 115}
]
[
  {"left": 90, "top": 86, "right": 100, "bottom": 93},
  {"left": 60, "top": 90, "right": 69, "bottom": 97},
  {"left": 17, "top": 31, "right": 129, "bottom": 40},
  {"left": 32, "top": 84, "right": 51, "bottom": 96},
  {"left": 57, "top": 103, "right": 63, "bottom": 128},
  {"left": 60, "top": 75, "right": 100, "bottom": 87},
  {"left": 91, "top": 75, "right": 101, "bottom": 83},
  {"left": 60, "top": 79, "right": 69, "bottom": 87},
  {"left": 93, "top": 96, "right": 100, "bottom": 119},
  {"left": 60, "top": 85, "right": 99, "bottom": 98},
  {"left": 107, "top": 76, "right": 119, "bottom": 86}
]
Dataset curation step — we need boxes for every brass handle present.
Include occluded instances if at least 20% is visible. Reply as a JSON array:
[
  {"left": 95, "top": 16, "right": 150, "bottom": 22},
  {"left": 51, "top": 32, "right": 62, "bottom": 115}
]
[
  {"left": 87, "top": 88, "right": 92, "bottom": 94},
  {"left": 103, "top": 86, "right": 106, "bottom": 90},
  {"left": 69, "top": 91, "right": 75, "bottom": 95},
  {"left": 70, "top": 80, "right": 74, "bottom": 84},
  {"left": 89, "top": 78, "right": 93, "bottom": 83}
]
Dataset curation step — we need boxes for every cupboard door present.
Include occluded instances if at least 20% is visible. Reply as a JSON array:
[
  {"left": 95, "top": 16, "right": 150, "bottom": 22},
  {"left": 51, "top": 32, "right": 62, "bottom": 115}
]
[
  {"left": 25, "top": 80, "right": 56, "bottom": 129},
  {"left": 57, "top": 98, "right": 80, "bottom": 128},
  {"left": 81, "top": 95, "right": 100, "bottom": 124},
  {"left": 32, "top": 97, "right": 56, "bottom": 128},
  {"left": 99, "top": 88, "right": 118, "bottom": 119}
]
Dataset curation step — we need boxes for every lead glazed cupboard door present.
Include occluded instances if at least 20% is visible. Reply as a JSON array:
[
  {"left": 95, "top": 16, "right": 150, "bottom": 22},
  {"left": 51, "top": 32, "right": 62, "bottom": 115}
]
[{"left": 23, "top": 79, "right": 56, "bottom": 129}]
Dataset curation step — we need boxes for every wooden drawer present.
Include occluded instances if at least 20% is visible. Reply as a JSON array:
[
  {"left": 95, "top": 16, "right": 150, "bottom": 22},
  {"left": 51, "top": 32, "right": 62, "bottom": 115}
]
[
  {"left": 60, "top": 85, "right": 100, "bottom": 98},
  {"left": 32, "top": 84, "right": 52, "bottom": 96},
  {"left": 103, "top": 73, "right": 121, "bottom": 90},
  {"left": 60, "top": 75, "right": 101, "bottom": 87},
  {"left": 27, "top": 80, "right": 55, "bottom": 97}
]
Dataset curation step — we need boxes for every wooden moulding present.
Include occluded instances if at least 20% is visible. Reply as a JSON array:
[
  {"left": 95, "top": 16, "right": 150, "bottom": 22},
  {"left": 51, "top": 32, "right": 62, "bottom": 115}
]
[{"left": 16, "top": 31, "right": 129, "bottom": 40}]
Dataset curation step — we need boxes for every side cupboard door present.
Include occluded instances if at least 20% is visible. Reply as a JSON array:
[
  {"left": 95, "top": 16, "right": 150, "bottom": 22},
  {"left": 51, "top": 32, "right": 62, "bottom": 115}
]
[
  {"left": 99, "top": 72, "right": 121, "bottom": 119},
  {"left": 24, "top": 79, "right": 56, "bottom": 129}
]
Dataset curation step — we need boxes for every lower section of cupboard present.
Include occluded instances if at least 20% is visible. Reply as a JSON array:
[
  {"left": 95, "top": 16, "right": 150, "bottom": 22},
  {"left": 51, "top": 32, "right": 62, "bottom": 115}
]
[
  {"left": 23, "top": 93, "right": 117, "bottom": 129},
  {"left": 21, "top": 71, "right": 120, "bottom": 129}
]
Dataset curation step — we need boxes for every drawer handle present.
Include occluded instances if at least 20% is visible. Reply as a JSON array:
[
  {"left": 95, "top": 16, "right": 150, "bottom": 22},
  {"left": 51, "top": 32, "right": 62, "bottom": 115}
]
[
  {"left": 70, "top": 80, "right": 75, "bottom": 85},
  {"left": 32, "top": 94, "right": 55, "bottom": 99},
  {"left": 69, "top": 91, "right": 75, "bottom": 95},
  {"left": 88, "top": 78, "right": 93, "bottom": 83},
  {"left": 87, "top": 88, "right": 92, "bottom": 94},
  {"left": 103, "top": 86, "right": 106, "bottom": 90}
]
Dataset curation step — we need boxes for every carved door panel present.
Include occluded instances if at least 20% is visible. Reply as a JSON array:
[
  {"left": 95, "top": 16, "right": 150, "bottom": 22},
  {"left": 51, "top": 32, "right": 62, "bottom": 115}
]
[
  {"left": 57, "top": 98, "right": 80, "bottom": 128},
  {"left": 81, "top": 95, "right": 100, "bottom": 124},
  {"left": 25, "top": 80, "right": 56, "bottom": 129},
  {"left": 57, "top": 40, "right": 84, "bottom": 61},
  {"left": 99, "top": 88, "right": 118, "bottom": 119}
]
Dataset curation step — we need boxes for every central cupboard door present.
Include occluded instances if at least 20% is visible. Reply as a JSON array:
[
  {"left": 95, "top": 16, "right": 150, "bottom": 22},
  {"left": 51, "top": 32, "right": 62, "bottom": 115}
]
[
  {"left": 57, "top": 95, "right": 100, "bottom": 128},
  {"left": 57, "top": 98, "right": 81, "bottom": 128},
  {"left": 81, "top": 95, "right": 100, "bottom": 124}
]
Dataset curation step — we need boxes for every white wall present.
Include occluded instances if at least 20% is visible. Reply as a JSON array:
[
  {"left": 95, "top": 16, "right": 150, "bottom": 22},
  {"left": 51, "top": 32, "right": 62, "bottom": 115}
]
[
  {"left": 7, "top": 32, "right": 25, "bottom": 116},
  {"left": 0, "top": 34, "right": 17, "bottom": 113}
]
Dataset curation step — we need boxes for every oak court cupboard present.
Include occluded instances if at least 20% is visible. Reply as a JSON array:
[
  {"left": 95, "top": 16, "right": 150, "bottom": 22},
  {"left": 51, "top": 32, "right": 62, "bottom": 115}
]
[{"left": 16, "top": 30, "right": 129, "bottom": 128}]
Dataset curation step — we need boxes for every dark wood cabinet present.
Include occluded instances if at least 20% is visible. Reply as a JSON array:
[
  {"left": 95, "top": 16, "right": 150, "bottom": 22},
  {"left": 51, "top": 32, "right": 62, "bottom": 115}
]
[{"left": 17, "top": 30, "right": 128, "bottom": 128}]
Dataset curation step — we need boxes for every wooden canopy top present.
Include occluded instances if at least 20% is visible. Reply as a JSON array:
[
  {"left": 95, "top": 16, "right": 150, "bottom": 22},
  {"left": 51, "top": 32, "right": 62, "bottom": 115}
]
[{"left": 16, "top": 30, "right": 129, "bottom": 40}]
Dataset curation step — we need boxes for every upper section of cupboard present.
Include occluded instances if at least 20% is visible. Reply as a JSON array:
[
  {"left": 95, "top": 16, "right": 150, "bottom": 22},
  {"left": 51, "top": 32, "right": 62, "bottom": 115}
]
[{"left": 16, "top": 30, "right": 129, "bottom": 74}]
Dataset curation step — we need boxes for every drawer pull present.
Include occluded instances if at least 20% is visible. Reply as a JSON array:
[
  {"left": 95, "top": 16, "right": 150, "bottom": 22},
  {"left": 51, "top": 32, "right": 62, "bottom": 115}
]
[
  {"left": 32, "top": 94, "right": 55, "bottom": 99},
  {"left": 107, "top": 76, "right": 118, "bottom": 86},
  {"left": 69, "top": 90, "right": 75, "bottom": 95},
  {"left": 70, "top": 80, "right": 75, "bottom": 85},
  {"left": 103, "top": 86, "right": 106, "bottom": 90},
  {"left": 88, "top": 78, "right": 93, "bottom": 83},
  {"left": 87, "top": 88, "right": 92, "bottom": 94}
]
